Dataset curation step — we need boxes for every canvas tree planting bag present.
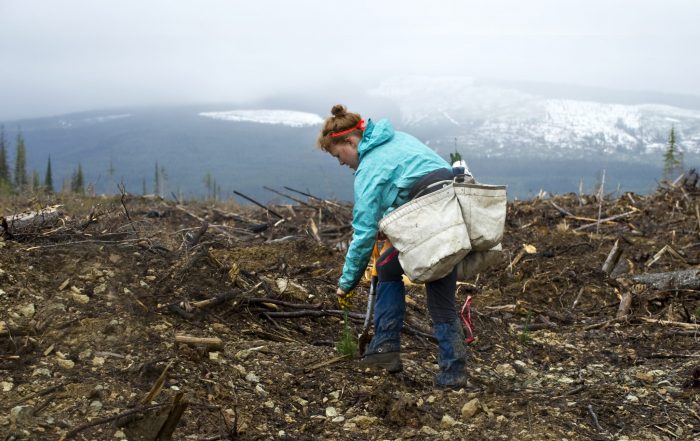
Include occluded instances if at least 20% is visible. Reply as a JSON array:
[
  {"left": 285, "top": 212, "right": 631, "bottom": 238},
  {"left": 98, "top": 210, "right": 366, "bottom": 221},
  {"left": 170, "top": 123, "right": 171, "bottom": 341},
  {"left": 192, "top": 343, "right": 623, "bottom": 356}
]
[
  {"left": 379, "top": 179, "right": 507, "bottom": 283},
  {"left": 453, "top": 182, "right": 507, "bottom": 251},
  {"left": 379, "top": 183, "right": 471, "bottom": 283}
]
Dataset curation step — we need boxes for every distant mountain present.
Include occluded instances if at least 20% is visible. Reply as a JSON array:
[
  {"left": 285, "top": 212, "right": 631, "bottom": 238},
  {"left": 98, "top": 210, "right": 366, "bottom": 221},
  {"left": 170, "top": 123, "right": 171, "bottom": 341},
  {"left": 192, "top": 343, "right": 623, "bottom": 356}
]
[
  {"left": 369, "top": 76, "right": 700, "bottom": 162},
  {"left": 2, "top": 77, "right": 699, "bottom": 202}
]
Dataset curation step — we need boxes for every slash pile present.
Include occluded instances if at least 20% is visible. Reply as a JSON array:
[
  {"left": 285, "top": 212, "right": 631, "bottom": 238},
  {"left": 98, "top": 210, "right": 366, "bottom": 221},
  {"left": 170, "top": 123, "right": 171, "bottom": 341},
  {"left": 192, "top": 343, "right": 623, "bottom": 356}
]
[{"left": 1, "top": 180, "right": 699, "bottom": 440}]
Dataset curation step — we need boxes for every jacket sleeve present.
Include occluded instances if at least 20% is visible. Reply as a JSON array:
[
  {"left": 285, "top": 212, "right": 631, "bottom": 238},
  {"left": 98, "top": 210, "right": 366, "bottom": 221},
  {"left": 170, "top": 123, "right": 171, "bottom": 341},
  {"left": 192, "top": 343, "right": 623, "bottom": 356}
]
[{"left": 338, "top": 172, "right": 384, "bottom": 293}]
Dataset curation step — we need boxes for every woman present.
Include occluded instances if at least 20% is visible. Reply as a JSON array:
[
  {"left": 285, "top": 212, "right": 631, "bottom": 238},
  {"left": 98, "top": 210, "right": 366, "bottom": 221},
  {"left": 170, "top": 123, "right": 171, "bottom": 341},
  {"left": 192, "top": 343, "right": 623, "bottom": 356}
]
[{"left": 317, "top": 104, "right": 468, "bottom": 389}]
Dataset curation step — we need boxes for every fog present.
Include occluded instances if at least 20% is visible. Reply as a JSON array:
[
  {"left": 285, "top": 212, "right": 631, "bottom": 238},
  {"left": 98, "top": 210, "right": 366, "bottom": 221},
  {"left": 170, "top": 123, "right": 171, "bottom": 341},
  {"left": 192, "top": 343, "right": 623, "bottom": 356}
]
[{"left": 1, "top": 0, "right": 699, "bottom": 120}]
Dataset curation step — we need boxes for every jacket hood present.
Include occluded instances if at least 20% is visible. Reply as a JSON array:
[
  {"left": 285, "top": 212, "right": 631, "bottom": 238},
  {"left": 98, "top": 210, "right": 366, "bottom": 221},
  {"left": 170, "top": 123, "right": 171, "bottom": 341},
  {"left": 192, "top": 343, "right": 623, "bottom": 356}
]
[{"left": 358, "top": 119, "right": 394, "bottom": 160}]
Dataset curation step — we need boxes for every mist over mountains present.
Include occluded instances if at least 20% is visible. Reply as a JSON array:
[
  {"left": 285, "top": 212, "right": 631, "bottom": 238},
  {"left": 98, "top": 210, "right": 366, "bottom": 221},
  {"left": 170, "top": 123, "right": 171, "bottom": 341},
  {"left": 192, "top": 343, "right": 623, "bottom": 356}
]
[{"left": 2, "top": 77, "right": 699, "bottom": 203}]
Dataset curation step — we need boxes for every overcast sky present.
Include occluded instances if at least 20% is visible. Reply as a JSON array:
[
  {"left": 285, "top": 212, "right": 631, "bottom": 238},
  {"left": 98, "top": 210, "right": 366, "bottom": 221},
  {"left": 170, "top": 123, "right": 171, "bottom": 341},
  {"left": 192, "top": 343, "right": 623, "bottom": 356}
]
[{"left": 1, "top": 0, "right": 699, "bottom": 120}]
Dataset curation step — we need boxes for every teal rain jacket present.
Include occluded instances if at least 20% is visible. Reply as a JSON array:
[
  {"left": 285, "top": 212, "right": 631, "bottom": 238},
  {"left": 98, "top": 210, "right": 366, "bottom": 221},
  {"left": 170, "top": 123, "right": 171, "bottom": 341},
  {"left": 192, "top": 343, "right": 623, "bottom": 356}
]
[{"left": 338, "top": 119, "right": 451, "bottom": 292}]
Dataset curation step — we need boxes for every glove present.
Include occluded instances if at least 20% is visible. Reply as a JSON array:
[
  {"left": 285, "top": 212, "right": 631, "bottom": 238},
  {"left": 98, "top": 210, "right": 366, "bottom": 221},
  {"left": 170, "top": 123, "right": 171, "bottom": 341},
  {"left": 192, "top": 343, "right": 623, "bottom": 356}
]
[{"left": 336, "top": 287, "right": 353, "bottom": 310}]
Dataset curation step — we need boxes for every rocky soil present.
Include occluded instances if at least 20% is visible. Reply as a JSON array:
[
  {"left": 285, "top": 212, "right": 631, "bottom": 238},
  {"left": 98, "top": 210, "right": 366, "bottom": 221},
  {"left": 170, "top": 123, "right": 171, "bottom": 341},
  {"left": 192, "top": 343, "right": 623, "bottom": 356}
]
[{"left": 1, "top": 183, "right": 699, "bottom": 440}]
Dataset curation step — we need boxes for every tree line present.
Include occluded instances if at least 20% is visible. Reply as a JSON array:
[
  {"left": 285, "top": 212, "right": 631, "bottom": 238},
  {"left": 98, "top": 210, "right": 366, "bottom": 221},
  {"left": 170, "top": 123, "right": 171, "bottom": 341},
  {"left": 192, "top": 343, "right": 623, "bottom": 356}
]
[
  {"left": 0, "top": 126, "right": 226, "bottom": 200},
  {"left": 0, "top": 126, "right": 87, "bottom": 195}
]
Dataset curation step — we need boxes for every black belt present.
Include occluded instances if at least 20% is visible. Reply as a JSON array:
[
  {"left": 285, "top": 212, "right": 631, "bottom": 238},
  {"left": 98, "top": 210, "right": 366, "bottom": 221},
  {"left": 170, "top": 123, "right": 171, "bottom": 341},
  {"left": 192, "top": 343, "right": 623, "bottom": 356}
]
[{"left": 408, "top": 168, "right": 454, "bottom": 200}]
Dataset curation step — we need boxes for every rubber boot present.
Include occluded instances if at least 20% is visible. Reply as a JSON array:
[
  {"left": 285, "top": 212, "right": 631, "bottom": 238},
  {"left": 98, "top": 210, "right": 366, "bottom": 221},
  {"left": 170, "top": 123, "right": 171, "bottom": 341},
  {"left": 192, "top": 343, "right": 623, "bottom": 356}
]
[
  {"left": 360, "top": 281, "right": 405, "bottom": 373},
  {"left": 433, "top": 319, "right": 468, "bottom": 388}
]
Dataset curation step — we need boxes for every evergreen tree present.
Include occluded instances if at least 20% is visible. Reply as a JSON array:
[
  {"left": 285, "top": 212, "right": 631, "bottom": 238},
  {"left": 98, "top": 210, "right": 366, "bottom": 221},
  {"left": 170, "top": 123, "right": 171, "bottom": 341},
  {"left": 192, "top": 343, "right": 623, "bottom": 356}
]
[
  {"left": 204, "top": 172, "right": 213, "bottom": 200},
  {"left": 0, "top": 126, "right": 10, "bottom": 192},
  {"left": 142, "top": 177, "right": 147, "bottom": 195},
  {"left": 31, "top": 170, "right": 40, "bottom": 193},
  {"left": 107, "top": 160, "right": 116, "bottom": 192},
  {"left": 44, "top": 156, "right": 54, "bottom": 193},
  {"left": 71, "top": 163, "right": 85, "bottom": 194},
  {"left": 663, "top": 126, "right": 683, "bottom": 181},
  {"left": 14, "top": 130, "right": 28, "bottom": 192}
]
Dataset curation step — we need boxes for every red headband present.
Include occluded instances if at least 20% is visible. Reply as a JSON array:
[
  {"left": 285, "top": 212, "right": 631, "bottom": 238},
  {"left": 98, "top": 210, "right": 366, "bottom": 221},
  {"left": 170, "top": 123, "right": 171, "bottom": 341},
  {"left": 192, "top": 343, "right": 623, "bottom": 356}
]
[{"left": 329, "top": 119, "right": 365, "bottom": 138}]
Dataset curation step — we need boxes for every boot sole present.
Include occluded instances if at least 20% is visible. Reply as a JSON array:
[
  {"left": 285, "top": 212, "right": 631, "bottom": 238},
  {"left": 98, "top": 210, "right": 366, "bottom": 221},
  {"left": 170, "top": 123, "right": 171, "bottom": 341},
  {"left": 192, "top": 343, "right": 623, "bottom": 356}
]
[{"left": 360, "top": 352, "right": 403, "bottom": 374}]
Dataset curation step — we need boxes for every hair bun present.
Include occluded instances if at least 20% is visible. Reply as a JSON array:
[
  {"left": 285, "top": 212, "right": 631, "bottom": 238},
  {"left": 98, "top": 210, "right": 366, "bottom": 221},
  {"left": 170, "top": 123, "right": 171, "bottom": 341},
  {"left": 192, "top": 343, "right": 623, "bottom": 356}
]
[{"left": 331, "top": 104, "right": 346, "bottom": 117}]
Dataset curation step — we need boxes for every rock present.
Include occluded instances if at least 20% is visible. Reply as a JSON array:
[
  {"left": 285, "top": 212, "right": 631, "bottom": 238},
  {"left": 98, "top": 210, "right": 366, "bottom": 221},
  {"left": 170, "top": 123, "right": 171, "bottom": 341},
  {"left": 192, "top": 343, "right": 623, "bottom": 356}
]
[
  {"left": 441, "top": 414, "right": 458, "bottom": 428},
  {"left": 32, "top": 368, "right": 51, "bottom": 377},
  {"left": 93, "top": 283, "right": 107, "bottom": 295},
  {"left": 89, "top": 400, "right": 103, "bottom": 413},
  {"left": 72, "top": 293, "right": 90, "bottom": 304},
  {"left": 19, "top": 303, "right": 35, "bottom": 317},
  {"left": 211, "top": 323, "right": 230, "bottom": 333},
  {"left": 496, "top": 415, "right": 508, "bottom": 424},
  {"left": 236, "top": 346, "right": 265, "bottom": 360},
  {"left": 625, "top": 394, "right": 639, "bottom": 403},
  {"left": 209, "top": 352, "right": 220, "bottom": 361},
  {"left": 92, "top": 356, "right": 106, "bottom": 367},
  {"left": 1, "top": 381, "right": 13, "bottom": 392},
  {"left": 56, "top": 358, "right": 75, "bottom": 369},
  {"left": 245, "top": 372, "right": 260, "bottom": 383},
  {"left": 348, "top": 415, "right": 378, "bottom": 429},
  {"left": 426, "top": 395, "right": 436, "bottom": 403},
  {"left": 332, "top": 416, "right": 345, "bottom": 423},
  {"left": 495, "top": 363, "right": 516, "bottom": 378},
  {"left": 461, "top": 398, "right": 481, "bottom": 419},
  {"left": 325, "top": 407, "right": 338, "bottom": 417},
  {"left": 114, "top": 429, "right": 127, "bottom": 439},
  {"left": 635, "top": 372, "right": 654, "bottom": 383},
  {"left": 10, "top": 406, "right": 33, "bottom": 426},
  {"left": 255, "top": 384, "right": 267, "bottom": 396},
  {"left": 420, "top": 425, "right": 439, "bottom": 436}
]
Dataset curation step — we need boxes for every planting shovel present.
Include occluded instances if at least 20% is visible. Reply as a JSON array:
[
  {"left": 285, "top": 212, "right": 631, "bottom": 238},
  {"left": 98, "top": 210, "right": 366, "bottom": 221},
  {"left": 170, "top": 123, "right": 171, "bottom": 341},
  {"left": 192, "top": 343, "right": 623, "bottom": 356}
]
[
  {"left": 358, "top": 242, "right": 381, "bottom": 356},
  {"left": 358, "top": 275, "right": 377, "bottom": 355}
]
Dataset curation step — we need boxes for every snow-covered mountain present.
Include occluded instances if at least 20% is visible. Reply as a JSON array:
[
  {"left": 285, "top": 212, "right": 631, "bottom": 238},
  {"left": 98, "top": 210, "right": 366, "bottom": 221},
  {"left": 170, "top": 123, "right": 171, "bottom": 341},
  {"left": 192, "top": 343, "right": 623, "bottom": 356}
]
[
  {"left": 199, "top": 110, "right": 323, "bottom": 127},
  {"left": 369, "top": 76, "right": 700, "bottom": 160}
]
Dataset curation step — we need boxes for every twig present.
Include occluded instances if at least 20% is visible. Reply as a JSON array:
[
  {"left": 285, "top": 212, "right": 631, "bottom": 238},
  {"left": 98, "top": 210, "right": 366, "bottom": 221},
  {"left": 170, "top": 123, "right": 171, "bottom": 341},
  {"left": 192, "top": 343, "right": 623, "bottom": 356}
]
[
  {"left": 304, "top": 354, "right": 349, "bottom": 372},
  {"left": 653, "top": 424, "right": 679, "bottom": 438},
  {"left": 283, "top": 186, "right": 343, "bottom": 208},
  {"left": 587, "top": 404, "right": 604, "bottom": 432},
  {"left": 10, "top": 382, "right": 68, "bottom": 407},
  {"left": 596, "top": 169, "right": 605, "bottom": 234},
  {"left": 571, "top": 287, "right": 585, "bottom": 309},
  {"left": 232, "top": 190, "right": 284, "bottom": 219},
  {"left": 582, "top": 317, "right": 625, "bottom": 331},
  {"left": 118, "top": 183, "right": 139, "bottom": 236},
  {"left": 553, "top": 384, "right": 585, "bottom": 399},
  {"left": 549, "top": 201, "right": 574, "bottom": 217},
  {"left": 58, "top": 404, "right": 168, "bottom": 440},
  {"left": 640, "top": 317, "right": 700, "bottom": 330},
  {"left": 263, "top": 186, "right": 315, "bottom": 208},
  {"left": 575, "top": 210, "right": 637, "bottom": 232}
]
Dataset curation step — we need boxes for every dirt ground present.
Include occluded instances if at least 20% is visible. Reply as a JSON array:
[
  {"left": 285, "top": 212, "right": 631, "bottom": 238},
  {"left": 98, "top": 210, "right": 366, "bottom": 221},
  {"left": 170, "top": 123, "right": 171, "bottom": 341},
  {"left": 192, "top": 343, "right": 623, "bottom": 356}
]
[{"left": 1, "top": 184, "right": 699, "bottom": 441}]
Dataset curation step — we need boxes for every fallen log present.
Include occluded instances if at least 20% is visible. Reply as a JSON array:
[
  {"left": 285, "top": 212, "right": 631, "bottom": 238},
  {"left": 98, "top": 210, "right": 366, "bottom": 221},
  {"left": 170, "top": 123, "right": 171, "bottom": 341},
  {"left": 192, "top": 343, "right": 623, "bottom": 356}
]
[
  {"left": 628, "top": 269, "right": 700, "bottom": 290},
  {"left": 2, "top": 205, "right": 62, "bottom": 235}
]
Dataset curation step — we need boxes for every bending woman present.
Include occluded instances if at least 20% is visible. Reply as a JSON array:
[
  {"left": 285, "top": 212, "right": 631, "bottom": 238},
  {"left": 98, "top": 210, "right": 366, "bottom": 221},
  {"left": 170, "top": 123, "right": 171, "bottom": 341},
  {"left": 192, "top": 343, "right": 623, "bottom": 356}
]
[{"left": 317, "top": 104, "right": 468, "bottom": 389}]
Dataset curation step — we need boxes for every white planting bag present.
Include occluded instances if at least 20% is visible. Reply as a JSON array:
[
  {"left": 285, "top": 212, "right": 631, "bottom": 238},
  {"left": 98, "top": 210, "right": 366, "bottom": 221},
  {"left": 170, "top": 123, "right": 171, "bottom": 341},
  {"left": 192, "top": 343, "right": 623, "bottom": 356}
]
[
  {"left": 454, "top": 182, "right": 507, "bottom": 251},
  {"left": 379, "top": 183, "right": 471, "bottom": 283},
  {"left": 456, "top": 244, "right": 504, "bottom": 280}
]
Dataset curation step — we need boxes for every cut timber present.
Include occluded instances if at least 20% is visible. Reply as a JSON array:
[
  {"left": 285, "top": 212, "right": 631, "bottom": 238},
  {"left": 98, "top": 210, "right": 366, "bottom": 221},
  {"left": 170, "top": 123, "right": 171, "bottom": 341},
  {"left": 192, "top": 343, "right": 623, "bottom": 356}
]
[
  {"left": 628, "top": 269, "right": 700, "bottom": 290},
  {"left": 602, "top": 239, "right": 623, "bottom": 276},
  {"left": 616, "top": 292, "right": 633, "bottom": 318},
  {"left": 2, "top": 205, "right": 62, "bottom": 234},
  {"left": 174, "top": 335, "right": 224, "bottom": 350}
]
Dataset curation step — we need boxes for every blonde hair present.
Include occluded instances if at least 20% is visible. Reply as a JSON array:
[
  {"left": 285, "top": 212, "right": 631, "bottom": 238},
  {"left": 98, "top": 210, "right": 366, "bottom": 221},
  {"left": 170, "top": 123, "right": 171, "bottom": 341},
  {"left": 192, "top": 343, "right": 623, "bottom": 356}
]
[{"left": 316, "top": 104, "right": 363, "bottom": 151}]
